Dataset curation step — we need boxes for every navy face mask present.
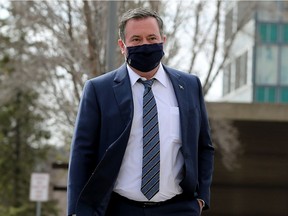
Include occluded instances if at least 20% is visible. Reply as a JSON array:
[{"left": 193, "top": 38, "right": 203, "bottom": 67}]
[{"left": 126, "top": 43, "right": 165, "bottom": 72}]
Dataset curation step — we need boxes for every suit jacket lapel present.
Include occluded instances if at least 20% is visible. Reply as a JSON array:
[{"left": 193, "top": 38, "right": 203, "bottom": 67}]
[{"left": 113, "top": 64, "right": 134, "bottom": 127}]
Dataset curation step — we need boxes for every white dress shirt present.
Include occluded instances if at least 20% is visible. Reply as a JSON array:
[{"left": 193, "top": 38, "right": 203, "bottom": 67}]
[{"left": 113, "top": 64, "right": 184, "bottom": 202}]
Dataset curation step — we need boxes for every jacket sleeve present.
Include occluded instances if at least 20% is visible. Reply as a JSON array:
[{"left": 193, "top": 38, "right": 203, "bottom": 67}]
[
  {"left": 196, "top": 77, "right": 214, "bottom": 210},
  {"left": 67, "top": 80, "right": 100, "bottom": 216}
]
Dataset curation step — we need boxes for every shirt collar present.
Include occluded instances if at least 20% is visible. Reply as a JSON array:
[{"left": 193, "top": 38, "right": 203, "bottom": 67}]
[{"left": 127, "top": 63, "right": 168, "bottom": 88}]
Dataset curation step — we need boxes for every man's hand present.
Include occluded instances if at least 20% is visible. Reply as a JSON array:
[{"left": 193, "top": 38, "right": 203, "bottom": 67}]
[{"left": 197, "top": 199, "right": 204, "bottom": 213}]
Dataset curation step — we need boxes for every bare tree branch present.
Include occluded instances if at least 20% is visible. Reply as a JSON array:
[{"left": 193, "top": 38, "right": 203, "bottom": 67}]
[
  {"left": 67, "top": 0, "right": 73, "bottom": 41},
  {"left": 162, "top": 2, "right": 183, "bottom": 65},
  {"left": 202, "top": 1, "right": 221, "bottom": 93},
  {"left": 148, "top": 0, "right": 160, "bottom": 12},
  {"left": 187, "top": 2, "right": 204, "bottom": 73},
  {"left": 203, "top": 2, "right": 257, "bottom": 95},
  {"left": 83, "top": 0, "right": 99, "bottom": 78}
]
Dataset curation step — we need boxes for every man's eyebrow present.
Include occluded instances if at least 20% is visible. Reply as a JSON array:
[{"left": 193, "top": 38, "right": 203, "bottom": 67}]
[
  {"left": 130, "top": 35, "right": 141, "bottom": 39},
  {"left": 130, "top": 34, "right": 158, "bottom": 38}
]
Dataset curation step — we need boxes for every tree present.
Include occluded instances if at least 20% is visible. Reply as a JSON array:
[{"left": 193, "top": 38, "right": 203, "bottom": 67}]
[
  {"left": 0, "top": 90, "right": 56, "bottom": 216},
  {"left": 0, "top": 8, "right": 59, "bottom": 216}
]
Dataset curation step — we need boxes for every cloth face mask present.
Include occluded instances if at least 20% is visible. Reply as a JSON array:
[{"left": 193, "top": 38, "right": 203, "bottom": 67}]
[{"left": 126, "top": 43, "right": 165, "bottom": 72}]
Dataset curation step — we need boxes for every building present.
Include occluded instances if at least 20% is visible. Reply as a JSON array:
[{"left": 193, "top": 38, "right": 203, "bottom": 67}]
[
  {"left": 204, "top": 2, "right": 288, "bottom": 215},
  {"left": 222, "top": 1, "right": 288, "bottom": 103}
]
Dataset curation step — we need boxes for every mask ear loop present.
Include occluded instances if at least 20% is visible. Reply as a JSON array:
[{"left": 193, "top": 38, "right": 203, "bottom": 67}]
[
  {"left": 121, "top": 41, "right": 127, "bottom": 48},
  {"left": 122, "top": 41, "right": 129, "bottom": 62}
]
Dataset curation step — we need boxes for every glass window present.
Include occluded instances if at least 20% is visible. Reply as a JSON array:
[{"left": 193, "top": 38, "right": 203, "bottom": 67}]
[
  {"left": 268, "top": 87, "right": 276, "bottom": 102},
  {"left": 280, "top": 46, "right": 288, "bottom": 85},
  {"left": 223, "top": 64, "right": 231, "bottom": 95},
  {"left": 256, "top": 45, "right": 278, "bottom": 85},
  {"left": 280, "top": 87, "right": 288, "bottom": 103},
  {"left": 255, "top": 86, "right": 276, "bottom": 103},
  {"left": 230, "top": 63, "right": 236, "bottom": 91},
  {"left": 235, "top": 52, "right": 247, "bottom": 89},
  {"left": 225, "top": 9, "right": 233, "bottom": 42},
  {"left": 257, "top": 23, "right": 278, "bottom": 43},
  {"left": 237, "top": 1, "right": 254, "bottom": 28},
  {"left": 283, "top": 24, "right": 288, "bottom": 43},
  {"left": 258, "top": 23, "right": 267, "bottom": 42},
  {"left": 235, "top": 57, "right": 241, "bottom": 89},
  {"left": 256, "top": 86, "right": 265, "bottom": 102},
  {"left": 240, "top": 52, "right": 248, "bottom": 87},
  {"left": 270, "top": 24, "right": 277, "bottom": 42}
]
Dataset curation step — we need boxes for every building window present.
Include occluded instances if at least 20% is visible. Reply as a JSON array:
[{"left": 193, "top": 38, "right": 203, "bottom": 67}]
[
  {"left": 225, "top": 9, "right": 233, "bottom": 42},
  {"left": 230, "top": 62, "right": 236, "bottom": 91},
  {"left": 257, "top": 23, "right": 278, "bottom": 43},
  {"left": 235, "top": 52, "right": 248, "bottom": 89},
  {"left": 255, "top": 86, "right": 276, "bottom": 103},
  {"left": 280, "top": 87, "right": 288, "bottom": 103},
  {"left": 283, "top": 24, "right": 288, "bottom": 43},
  {"left": 235, "top": 57, "right": 241, "bottom": 89},
  {"left": 258, "top": 23, "right": 288, "bottom": 44},
  {"left": 255, "top": 45, "right": 278, "bottom": 85},
  {"left": 237, "top": 1, "right": 254, "bottom": 28},
  {"left": 223, "top": 63, "right": 231, "bottom": 95},
  {"left": 280, "top": 46, "right": 288, "bottom": 85}
]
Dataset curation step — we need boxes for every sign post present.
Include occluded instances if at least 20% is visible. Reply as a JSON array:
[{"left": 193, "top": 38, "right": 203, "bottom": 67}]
[
  {"left": 36, "top": 202, "right": 41, "bottom": 216},
  {"left": 29, "top": 173, "right": 50, "bottom": 216}
]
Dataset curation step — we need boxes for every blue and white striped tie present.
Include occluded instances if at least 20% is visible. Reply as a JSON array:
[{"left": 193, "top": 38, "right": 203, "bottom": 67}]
[{"left": 138, "top": 78, "right": 160, "bottom": 200}]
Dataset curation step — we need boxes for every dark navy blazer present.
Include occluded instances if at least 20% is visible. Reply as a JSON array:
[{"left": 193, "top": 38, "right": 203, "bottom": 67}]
[{"left": 67, "top": 64, "right": 214, "bottom": 216}]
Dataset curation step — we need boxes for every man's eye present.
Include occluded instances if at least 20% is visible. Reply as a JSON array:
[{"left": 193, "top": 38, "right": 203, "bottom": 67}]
[{"left": 149, "top": 35, "right": 159, "bottom": 40}]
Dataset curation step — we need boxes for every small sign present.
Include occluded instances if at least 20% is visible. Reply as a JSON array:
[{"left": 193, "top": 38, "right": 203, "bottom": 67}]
[{"left": 29, "top": 173, "right": 50, "bottom": 202}]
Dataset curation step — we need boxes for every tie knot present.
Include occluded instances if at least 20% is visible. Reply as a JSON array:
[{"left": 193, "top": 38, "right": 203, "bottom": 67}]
[{"left": 138, "top": 78, "right": 155, "bottom": 89}]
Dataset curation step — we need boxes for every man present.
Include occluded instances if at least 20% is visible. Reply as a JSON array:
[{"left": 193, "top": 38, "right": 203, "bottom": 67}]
[{"left": 68, "top": 8, "right": 214, "bottom": 216}]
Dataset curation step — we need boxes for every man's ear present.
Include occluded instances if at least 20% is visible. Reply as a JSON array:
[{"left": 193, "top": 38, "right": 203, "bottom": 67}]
[{"left": 118, "top": 39, "right": 126, "bottom": 54}]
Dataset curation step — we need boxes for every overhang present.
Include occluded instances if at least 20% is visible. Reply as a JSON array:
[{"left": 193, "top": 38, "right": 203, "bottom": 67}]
[{"left": 206, "top": 102, "right": 288, "bottom": 122}]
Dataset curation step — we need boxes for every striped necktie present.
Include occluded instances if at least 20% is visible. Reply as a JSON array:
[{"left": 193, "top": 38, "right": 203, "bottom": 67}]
[{"left": 138, "top": 78, "right": 160, "bottom": 200}]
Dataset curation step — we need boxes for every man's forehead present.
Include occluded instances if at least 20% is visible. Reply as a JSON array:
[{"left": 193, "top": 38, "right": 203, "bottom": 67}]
[
  {"left": 125, "top": 18, "right": 160, "bottom": 34},
  {"left": 125, "top": 17, "right": 158, "bottom": 28}
]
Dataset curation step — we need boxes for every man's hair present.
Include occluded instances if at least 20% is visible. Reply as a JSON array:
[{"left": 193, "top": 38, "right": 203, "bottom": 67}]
[{"left": 118, "top": 8, "right": 164, "bottom": 41}]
